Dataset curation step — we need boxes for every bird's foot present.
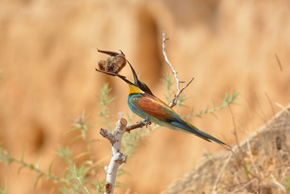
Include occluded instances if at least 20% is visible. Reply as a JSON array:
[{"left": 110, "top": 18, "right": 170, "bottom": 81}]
[
  {"left": 143, "top": 119, "right": 151, "bottom": 128},
  {"left": 136, "top": 119, "right": 151, "bottom": 128}
]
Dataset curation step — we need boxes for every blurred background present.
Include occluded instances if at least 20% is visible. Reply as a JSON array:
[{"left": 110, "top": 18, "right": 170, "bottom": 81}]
[{"left": 0, "top": 0, "right": 290, "bottom": 193}]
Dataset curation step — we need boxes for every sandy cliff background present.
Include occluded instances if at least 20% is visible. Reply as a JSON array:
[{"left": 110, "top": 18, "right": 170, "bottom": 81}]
[{"left": 0, "top": 0, "right": 290, "bottom": 193}]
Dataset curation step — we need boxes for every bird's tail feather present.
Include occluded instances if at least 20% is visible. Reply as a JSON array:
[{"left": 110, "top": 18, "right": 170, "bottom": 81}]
[
  {"left": 188, "top": 124, "right": 232, "bottom": 150},
  {"left": 172, "top": 121, "right": 231, "bottom": 149}
]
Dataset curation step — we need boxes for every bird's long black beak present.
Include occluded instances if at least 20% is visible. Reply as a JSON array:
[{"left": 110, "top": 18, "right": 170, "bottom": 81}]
[
  {"left": 95, "top": 68, "right": 134, "bottom": 85},
  {"left": 126, "top": 60, "right": 139, "bottom": 85}
]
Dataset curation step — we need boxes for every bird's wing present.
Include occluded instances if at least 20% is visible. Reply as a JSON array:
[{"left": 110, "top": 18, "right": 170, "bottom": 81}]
[
  {"left": 130, "top": 93, "right": 228, "bottom": 146},
  {"left": 130, "top": 93, "right": 199, "bottom": 132},
  {"left": 130, "top": 93, "right": 175, "bottom": 120},
  {"left": 130, "top": 93, "right": 193, "bottom": 127}
]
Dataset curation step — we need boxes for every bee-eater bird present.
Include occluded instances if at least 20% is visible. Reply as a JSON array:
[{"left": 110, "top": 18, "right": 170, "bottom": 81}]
[
  {"left": 122, "top": 66, "right": 228, "bottom": 148},
  {"left": 96, "top": 50, "right": 229, "bottom": 148}
]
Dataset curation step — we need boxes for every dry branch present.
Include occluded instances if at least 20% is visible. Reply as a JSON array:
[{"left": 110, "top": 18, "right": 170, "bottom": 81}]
[
  {"left": 125, "top": 120, "right": 151, "bottom": 132},
  {"left": 100, "top": 118, "right": 128, "bottom": 194},
  {"left": 162, "top": 31, "right": 194, "bottom": 108}
]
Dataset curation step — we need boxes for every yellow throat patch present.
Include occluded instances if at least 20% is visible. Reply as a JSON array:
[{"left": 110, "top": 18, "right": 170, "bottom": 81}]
[{"left": 128, "top": 84, "right": 144, "bottom": 94}]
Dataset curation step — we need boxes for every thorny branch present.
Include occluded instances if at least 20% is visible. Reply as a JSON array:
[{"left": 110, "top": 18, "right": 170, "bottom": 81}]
[{"left": 162, "top": 31, "right": 194, "bottom": 108}]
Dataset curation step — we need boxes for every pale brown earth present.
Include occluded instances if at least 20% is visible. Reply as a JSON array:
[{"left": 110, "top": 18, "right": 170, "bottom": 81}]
[
  {"left": 162, "top": 104, "right": 290, "bottom": 194},
  {"left": 0, "top": 0, "right": 289, "bottom": 194}
]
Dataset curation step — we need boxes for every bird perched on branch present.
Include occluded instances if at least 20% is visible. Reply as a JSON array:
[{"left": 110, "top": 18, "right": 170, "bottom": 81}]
[{"left": 96, "top": 50, "right": 229, "bottom": 148}]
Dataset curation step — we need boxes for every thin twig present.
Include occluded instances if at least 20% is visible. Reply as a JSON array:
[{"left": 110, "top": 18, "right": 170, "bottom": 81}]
[
  {"left": 228, "top": 105, "right": 243, "bottom": 159},
  {"left": 246, "top": 139, "right": 259, "bottom": 177},
  {"left": 275, "top": 102, "right": 290, "bottom": 115},
  {"left": 265, "top": 92, "right": 277, "bottom": 121},
  {"left": 270, "top": 174, "right": 286, "bottom": 193},
  {"left": 212, "top": 152, "right": 233, "bottom": 194},
  {"left": 162, "top": 31, "right": 194, "bottom": 108},
  {"left": 76, "top": 174, "right": 90, "bottom": 194},
  {"left": 227, "top": 178, "right": 258, "bottom": 194},
  {"left": 265, "top": 92, "right": 277, "bottom": 157},
  {"left": 3, "top": 155, "right": 67, "bottom": 184},
  {"left": 172, "top": 78, "right": 194, "bottom": 107},
  {"left": 228, "top": 105, "right": 257, "bottom": 180},
  {"left": 162, "top": 32, "right": 179, "bottom": 90},
  {"left": 282, "top": 167, "right": 290, "bottom": 182},
  {"left": 246, "top": 138, "right": 262, "bottom": 191},
  {"left": 274, "top": 53, "right": 283, "bottom": 71}
]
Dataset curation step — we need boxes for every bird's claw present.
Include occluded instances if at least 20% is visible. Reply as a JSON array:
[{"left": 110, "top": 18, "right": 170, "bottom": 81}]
[
  {"left": 135, "top": 120, "right": 151, "bottom": 128},
  {"left": 144, "top": 119, "right": 151, "bottom": 128}
]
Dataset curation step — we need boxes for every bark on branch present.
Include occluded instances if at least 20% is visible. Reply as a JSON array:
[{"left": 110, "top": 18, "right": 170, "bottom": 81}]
[{"left": 100, "top": 118, "right": 128, "bottom": 194}]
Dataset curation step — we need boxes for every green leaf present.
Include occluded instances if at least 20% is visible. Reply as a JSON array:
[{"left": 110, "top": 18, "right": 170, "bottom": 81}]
[
  {"left": 20, "top": 145, "right": 27, "bottom": 163},
  {"left": 115, "top": 181, "right": 127, "bottom": 188},
  {"left": 97, "top": 83, "right": 115, "bottom": 107},
  {"left": 86, "top": 139, "right": 101, "bottom": 144},
  {"left": 34, "top": 173, "right": 44, "bottom": 189},
  {"left": 57, "top": 146, "right": 72, "bottom": 159},
  {"left": 92, "top": 177, "right": 106, "bottom": 193},
  {"left": 195, "top": 91, "right": 239, "bottom": 118},
  {"left": 48, "top": 160, "right": 54, "bottom": 176},
  {"left": 30, "top": 163, "right": 35, "bottom": 170},
  {"left": 163, "top": 73, "right": 174, "bottom": 104},
  {"left": 117, "top": 168, "right": 130, "bottom": 177},
  {"left": 0, "top": 185, "right": 7, "bottom": 194},
  {"left": 17, "top": 164, "right": 25, "bottom": 174},
  {"left": 70, "top": 135, "right": 83, "bottom": 143},
  {"left": 35, "top": 159, "right": 41, "bottom": 170}
]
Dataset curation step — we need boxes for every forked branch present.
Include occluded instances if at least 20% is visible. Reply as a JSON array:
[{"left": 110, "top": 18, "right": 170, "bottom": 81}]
[
  {"left": 162, "top": 32, "right": 194, "bottom": 108},
  {"left": 100, "top": 118, "right": 128, "bottom": 194}
]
